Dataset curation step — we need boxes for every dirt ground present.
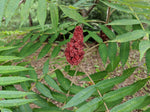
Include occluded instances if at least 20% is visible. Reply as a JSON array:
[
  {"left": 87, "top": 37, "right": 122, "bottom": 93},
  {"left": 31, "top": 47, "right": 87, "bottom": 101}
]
[{"left": 24, "top": 42, "right": 149, "bottom": 111}]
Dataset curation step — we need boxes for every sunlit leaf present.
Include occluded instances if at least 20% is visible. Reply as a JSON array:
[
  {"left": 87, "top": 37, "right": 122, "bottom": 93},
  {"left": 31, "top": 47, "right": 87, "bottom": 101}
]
[
  {"left": 5, "top": 0, "right": 20, "bottom": 25},
  {"left": 111, "top": 95, "right": 150, "bottom": 112},
  {"left": 0, "top": 66, "right": 32, "bottom": 74},
  {"left": 45, "top": 75, "right": 63, "bottom": 93},
  {"left": 36, "top": 82, "right": 53, "bottom": 98},
  {"left": 139, "top": 40, "right": 150, "bottom": 60},
  {"left": 0, "top": 0, "right": 6, "bottom": 26},
  {"left": 0, "top": 56, "right": 22, "bottom": 61},
  {"left": 0, "top": 91, "right": 34, "bottom": 98},
  {"left": 37, "top": 0, "right": 47, "bottom": 29},
  {"left": 63, "top": 85, "right": 96, "bottom": 108},
  {"left": 0, "top": 77, "right": 34, "bottom": 86},
  {"left": 0, "top": 99, "right": 36, "bottom": 107},
  {"left": 120, "top": 42, "right": 130, "bottom": 66},
  {"left": 50, "top": 3, "right": 59, "bottom": 31},
  {"left": 110, "top": 30, "right": 146, "bottom": 43}
]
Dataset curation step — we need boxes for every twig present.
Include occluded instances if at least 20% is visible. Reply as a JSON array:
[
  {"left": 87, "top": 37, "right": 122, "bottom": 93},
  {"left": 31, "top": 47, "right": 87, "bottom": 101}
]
[
  {"left": 106, "top": 7, "right": 111, "bottom": 24},
  {"left": 84, "top": 48, "right": 97, "bottom": 57},
  {"left": 85, "top": 44, "right": 99, "bottom": 53},
  {"left": 110, "top": 9, "right": 116, "bottom": 16},
  {"left": 79, "top": 65, "right": 110, "bottom": 112},
  {"left": 19, "top": 0, "right": 26, "bottom": 6},
  {"left": 86, "top": 20, "right": 106, "bottom": 24},
  {"left": 129, "top": 7, "right": 149, "bottom": 40},
  {"left": 129, "top": 7, "right": 145, "bottom": 31},
  {"left": 86, "top": 0, "right": 99, "bottom": 16},
  {"left": 85, "top": 40, "right": 109, "bottom": 54},
  {"left": 84, "top": 43, "right": 89, "bottom": 48}
]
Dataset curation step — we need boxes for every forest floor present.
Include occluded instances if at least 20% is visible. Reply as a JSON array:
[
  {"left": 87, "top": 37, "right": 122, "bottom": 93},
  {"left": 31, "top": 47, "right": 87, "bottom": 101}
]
[{"left": 24, "top": 42, "right": 149, "bottom": 111}]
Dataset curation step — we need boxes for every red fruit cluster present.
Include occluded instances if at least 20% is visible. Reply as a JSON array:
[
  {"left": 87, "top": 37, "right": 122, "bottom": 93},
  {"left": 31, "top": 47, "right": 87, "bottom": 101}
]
[{"left": 65, "top": 26, "right": 84, "bottom": 65}]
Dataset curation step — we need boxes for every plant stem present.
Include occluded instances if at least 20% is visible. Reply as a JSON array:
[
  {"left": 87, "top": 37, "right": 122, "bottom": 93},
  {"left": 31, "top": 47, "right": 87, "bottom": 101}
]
[
  {"left": 79, "top": 65, "right": 110, "bottom": 112},
  {"left": 86, "top": 0, "right": 99, "bottom": 16},
  {"left": 129, "top": 7, "right": 149, "bottom": 40},
  {"left": 106, "top": 7, "right": 111, "bottom": 24},
  {"left": 63, "top": 68, "right": 78, "bottom": 107},
  {"left": 86, "top": 20, "right": 106, "bottom": 24},
  {"left": 129, "top": 7, "right": 145, "bottom": 31},
  {"left": 85, "top": 44, "right": 100, "bottom": 53}
]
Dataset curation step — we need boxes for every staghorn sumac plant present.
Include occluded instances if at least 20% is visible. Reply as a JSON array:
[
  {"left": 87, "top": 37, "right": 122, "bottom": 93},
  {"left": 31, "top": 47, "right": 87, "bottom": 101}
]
[{"left": 1, "top": 0, "right": 150, "bottom": 112}]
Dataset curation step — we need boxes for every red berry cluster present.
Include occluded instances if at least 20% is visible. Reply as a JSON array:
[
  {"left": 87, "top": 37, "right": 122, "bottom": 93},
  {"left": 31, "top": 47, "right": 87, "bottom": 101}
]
[{"left": 65, "top": 26, "right": 84, "bottom": 65}]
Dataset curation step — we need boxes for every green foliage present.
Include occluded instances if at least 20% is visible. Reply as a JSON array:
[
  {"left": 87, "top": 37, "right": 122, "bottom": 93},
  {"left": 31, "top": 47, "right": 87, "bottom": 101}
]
[
  {"left": 0, "top": 0, "right": 6, "bottom": 26},
  {"left": 110, "top": 30, "right": 146, "bottom": 42},
  {"left": 37, "top": 0, "right": 47, "bottom": 29},
  {"left": 0, "top": 99, "right": 36, "bottom": 107},
  {"left": 20, "top": 0, "right": 34, "bottom": 26},
  {"left": 1, "top": 0, "right": 150, "bottom": 111},
  {"left": 139, "top": 40, "right": 150, "bottom": 60},
  {"left": 99, "top": 25, "right": 116, "bottom": 39},
  {"left": 5, "top": 0, "right": 20, "bottom": 25},
  {"left": 0, "top": 91, "right": 34, "bottom": 98},
  {"left": 120, "top": 42, "right": 130, "bottom": 66},
  {"left": 59, "top": 5, "right": 89, "bottom": 26},
  {"left": 98, "top": 43, "right": 108, "bottom": 65},
  {"left": 50, "top": 3, "right": 59, "bottom": 31}
]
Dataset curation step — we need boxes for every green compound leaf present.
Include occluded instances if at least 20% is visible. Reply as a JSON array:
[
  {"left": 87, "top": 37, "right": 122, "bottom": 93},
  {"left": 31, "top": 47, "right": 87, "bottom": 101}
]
[
  {"left": 81, "top": 71, "right": 107, "bottom": 81},
  {"left": 55, "top": 69, "right": 71, "bottom": 90},
  {"left": 98, "top": 43, "right": 108, "bottom": 65},
  {"left": 96, "top": 67, "right": 137, "bottom": 94},
  {"left": 103, "top": 78, "right": 148, "bottom": 102},
  {"left": 0, "top": 77, "right": 34, "bottom": 86},
  {"left": 146, "top": 49, "right": 150, "bottom": 73},
  {"left": 0, "top": 99, "right": 36, "bottom": 107},
  {"left": 108, "top": 42, "right": 117, "bottom": 68},
  {"left": 59, "top": 5, "right": 90, "bottom": 27},
  {"left": 19, "top": 104, "right": 32, "bottom": 112},
  {"left": 45, "top": 75, "right": 63, "bottom": 93},
  {"left": 63, "top": 85, "right": 96, "bottom": 108},
  {"left": 0, "top": 0, "right": 6, "bottom": 26},
  {"left": 139, "top": 40, "right": 150, "bottom": 61},
  {"left": 20, "top": 0, "right": 34, "bottom": 26},
  {"left": 88, "top": 31, "right": 103, "bottom": 43},
  {"left": 43, "top": 59, "right": 49, "bottom": 75},
  {"left": 99, "top": 25, "right": 115, "bottom": 39},
  {"left": 5, "top": 0, "right": 20, "bottom": 25},
  {"left": 0, "top": 91, "right": 34, "bottom": 98},
  {"left": 1, "top": 108, "right": 12, "bottom": 112},
  {"left": 101, "top": 1, "right": 132, "bottom": 13},
  {"left": 36, "top": 82, "right": 53, "bottom": 99},
  {"left": 76, "top": 97, "right": 102, "bottom": 112},
  {"left": 110, "top": 30, "right": 146, "bottom": 43},
  {"left": 37, "top": 0, "right": 47, "bottom": 29},
  {"left": 107, "top": 19, "right": 140, "bottom": 25},
  {"left": 120, "top": 42, "right": 130, "bottom": 66},
  {"left": 51, "top": 46, "right": 61, "bottom": 58},
  {"left": 50, "top": 3, "right": 59, "bottom": 31},
  {"left": 0, "top": 56, "right": 22, "bottom": 61},
  {"left": 0, "top": 46, "right": 17, "bottom": 52},
  {"left": 111, "top": 95, "right": 150, "bottom": 112},
  {"left": 0, "top": 66, "right": 32, "bottom": 74},
  {"left": 38, "top": 44, "right": 51, "bottom": 59}
]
